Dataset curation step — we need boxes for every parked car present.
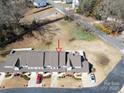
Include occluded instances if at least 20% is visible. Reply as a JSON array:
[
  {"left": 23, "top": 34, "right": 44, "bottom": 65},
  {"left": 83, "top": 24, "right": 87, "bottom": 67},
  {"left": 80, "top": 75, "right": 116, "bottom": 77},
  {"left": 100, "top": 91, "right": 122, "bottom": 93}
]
[
  {"left": 88, "top": 73, "right": 96, "bottom": 83},
  {"left": 36, "top": 74, "right": 42, "bottom": 84}
]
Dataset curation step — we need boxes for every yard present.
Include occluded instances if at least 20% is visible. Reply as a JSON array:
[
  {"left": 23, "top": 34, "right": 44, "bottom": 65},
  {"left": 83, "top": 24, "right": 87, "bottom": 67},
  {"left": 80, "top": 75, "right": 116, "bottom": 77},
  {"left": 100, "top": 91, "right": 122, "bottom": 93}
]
[
  {"left": 57, "top": 75, "right": 82, "bottom": 88},
  {"left": 0, "top": 76, "right": 28, "bottom": 89},
  {"left": 42, "top": 78, "right": 51, "bottom": 87}
]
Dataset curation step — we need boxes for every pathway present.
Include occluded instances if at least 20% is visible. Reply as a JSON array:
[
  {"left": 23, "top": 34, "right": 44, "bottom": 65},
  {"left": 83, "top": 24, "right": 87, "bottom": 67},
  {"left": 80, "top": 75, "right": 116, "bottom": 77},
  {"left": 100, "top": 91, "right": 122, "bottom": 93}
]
[
  {"left": 50, "top": 72, "right": 58, "bottom": 87},
  {"left": 0, "top": 72, "right": 5, "bottom": 86},
  {"left": 28, "top": 72, "right": 42, "bottom": 87}
]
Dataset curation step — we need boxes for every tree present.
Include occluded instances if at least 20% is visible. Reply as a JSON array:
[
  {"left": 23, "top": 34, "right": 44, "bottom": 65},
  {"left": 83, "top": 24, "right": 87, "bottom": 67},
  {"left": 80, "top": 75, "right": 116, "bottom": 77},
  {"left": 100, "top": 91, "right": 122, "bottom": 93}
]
[
  {"left": 96, "top": 0, "right": 124, "bottom": 21},
  {"left": 0, "top": 0, "right": 28, "bottom": 46},
  {"left": 78, "top": 0, "right": 100, "bottom": 16}
]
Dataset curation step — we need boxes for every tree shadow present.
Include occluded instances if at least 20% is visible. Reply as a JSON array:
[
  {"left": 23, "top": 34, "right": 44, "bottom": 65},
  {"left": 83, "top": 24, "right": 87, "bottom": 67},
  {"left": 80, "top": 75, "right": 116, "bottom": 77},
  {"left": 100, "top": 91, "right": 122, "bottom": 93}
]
[{"left": 0, "top": 17, "right": 64, "bottom": 48}]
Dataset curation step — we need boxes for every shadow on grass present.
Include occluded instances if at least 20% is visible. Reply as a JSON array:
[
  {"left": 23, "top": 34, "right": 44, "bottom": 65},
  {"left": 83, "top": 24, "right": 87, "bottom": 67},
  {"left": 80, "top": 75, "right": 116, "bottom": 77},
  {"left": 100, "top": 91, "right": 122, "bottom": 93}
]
[{"left": 0, "top": 17, "right": 64, "bottom": 48}]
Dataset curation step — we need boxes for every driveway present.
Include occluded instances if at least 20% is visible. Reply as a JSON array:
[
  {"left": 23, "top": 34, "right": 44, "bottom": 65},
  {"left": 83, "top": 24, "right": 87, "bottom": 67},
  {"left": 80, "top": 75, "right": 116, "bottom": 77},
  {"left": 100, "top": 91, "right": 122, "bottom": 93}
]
[
  {"left": 0, "top": 72, "right": 5, "bottom": 86},
  {"left": 28, "top": 72, "right": 42, "bottom": 87},
  {"left": 81, "top": 73, "right": 96, "bottom": 87},
  {"left": 50, "top": 72, "right": 58, "bottom": 87}
]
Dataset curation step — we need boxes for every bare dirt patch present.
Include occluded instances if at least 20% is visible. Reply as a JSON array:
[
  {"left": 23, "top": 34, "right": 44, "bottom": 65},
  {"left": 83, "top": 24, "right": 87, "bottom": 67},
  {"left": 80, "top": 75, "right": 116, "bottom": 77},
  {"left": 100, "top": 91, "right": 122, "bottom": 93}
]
[
  {"left": 94, "top": 53, "right": 110, "bottom": 66},
  {"left": 57, "top": 76, "right": 82, "bottom": 88},
  {"left": 1, "top": 76, "right": 28, "bottom": 89},
  {"left": 21, "top": 8, "right": 64, "bottom": 23},
  {"left": 42, "top": 78, "right": 51, "bottom": 87},
  {"left": 5, "top": 24, "right": 59, "bottom": 50}
]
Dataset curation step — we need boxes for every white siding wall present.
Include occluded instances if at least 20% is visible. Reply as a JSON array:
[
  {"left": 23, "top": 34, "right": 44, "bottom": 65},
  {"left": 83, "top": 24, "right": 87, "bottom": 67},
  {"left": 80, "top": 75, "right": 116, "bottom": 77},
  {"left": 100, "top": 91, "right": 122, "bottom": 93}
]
[
  {"left": 33, "top": 0, "right": 47, "bottom": 7},
  {"left": 72, "top": 0, "right": 79, "bottom": 9},
  {"left": 64, "top": 0, "right": 73, "bottom": 3}
]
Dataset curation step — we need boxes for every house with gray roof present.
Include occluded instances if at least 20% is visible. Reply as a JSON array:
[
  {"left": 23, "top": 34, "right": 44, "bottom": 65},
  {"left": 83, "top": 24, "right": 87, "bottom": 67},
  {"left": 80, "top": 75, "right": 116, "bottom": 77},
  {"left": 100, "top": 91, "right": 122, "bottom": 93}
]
[
  {"left": 0, "top": 50, "right": 89, "bottom": 73},
  {"left": 31, "top": 0, "right": 47, "bottom": 7}
]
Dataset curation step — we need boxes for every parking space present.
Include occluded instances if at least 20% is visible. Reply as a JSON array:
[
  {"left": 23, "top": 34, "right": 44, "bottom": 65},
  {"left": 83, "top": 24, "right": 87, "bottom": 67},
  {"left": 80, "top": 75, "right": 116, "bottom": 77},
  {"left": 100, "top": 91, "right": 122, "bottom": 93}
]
[
  {"left": 28, "top": 72, "right": 42, "bottom": 87},
  {"left": 0, "top": 73, "right": 5, "bottom": 86},
  {"left": 81, "top": 73, "right": 96, "bottom": 87}
]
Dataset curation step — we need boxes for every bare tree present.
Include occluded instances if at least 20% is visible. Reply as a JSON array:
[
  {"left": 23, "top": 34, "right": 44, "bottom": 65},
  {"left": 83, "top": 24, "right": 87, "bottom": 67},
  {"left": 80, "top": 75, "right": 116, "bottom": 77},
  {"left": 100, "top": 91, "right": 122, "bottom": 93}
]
[
  {"left": 78, "top": 0, "right": 100, "bottom": 16},
  {"left": 0, "top": 0, "right": 29, "bottom": 46},
  {"left": 96, "top": 0, "right": 124, "bottom": 21}
]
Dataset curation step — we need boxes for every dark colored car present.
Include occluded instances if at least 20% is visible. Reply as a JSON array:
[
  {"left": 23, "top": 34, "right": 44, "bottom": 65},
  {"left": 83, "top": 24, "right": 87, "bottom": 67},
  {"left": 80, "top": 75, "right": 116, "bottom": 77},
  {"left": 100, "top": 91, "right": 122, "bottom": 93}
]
[{"left": 36, "top": 74, "right": 42, "bottom": 84}]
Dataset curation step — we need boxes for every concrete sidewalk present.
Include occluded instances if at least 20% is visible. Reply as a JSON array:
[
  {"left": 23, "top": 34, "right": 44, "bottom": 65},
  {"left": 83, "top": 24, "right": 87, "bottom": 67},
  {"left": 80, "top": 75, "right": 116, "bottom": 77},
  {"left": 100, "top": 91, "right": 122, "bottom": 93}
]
[
  {"left": 50, "top": 72, "right": 58, "bottom": 87},
  {"left": 0, "top": 72, "right": 5, "bottom": 86}
]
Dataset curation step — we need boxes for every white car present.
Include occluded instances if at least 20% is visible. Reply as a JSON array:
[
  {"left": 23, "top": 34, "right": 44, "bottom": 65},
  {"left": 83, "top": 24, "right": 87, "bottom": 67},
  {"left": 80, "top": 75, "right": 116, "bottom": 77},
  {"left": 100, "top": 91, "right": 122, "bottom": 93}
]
[{"left": 88, "top": 73, "right": 96, "bottom": 83}]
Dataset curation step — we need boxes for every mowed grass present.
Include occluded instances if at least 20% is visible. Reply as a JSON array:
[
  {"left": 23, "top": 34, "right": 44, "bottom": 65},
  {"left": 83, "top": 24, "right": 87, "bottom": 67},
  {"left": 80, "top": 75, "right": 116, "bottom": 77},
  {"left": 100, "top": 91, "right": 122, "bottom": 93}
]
[
  {"left": 59, "top": 21, "right": 96, "bottom": 41},
  {"left": 71, "top": 29, "right": 96, "bottom": 41}
]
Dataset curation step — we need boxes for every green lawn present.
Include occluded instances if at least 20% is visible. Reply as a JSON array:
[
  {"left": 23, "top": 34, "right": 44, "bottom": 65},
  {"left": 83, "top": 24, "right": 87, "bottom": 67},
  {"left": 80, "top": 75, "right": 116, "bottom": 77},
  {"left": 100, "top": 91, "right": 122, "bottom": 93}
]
[
  {"left": 70, "top": 28, "right": 96, "bottom": 41},
  {"left": 60, "top": 20, "right": 96, "bottom": 41}
]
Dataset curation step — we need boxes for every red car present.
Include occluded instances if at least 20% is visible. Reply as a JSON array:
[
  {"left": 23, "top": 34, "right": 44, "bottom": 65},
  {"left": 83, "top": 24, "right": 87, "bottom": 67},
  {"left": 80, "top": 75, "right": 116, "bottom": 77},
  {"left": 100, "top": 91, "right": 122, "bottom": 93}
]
[{"left": 36, "top": 74, "right": 42, "bottom": 84}]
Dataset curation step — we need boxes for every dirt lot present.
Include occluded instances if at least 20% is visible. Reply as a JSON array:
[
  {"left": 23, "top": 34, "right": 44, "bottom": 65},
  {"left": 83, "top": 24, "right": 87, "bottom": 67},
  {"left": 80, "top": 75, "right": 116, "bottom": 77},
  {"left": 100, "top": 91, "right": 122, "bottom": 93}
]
[
  {"left": 21, "top": 8, "right": 63, "bottom": 23},
  {"left": 57, "top": 76, "right": 82, "bottom": 88},
  {"left": 0, "top": 8, "right": 121, "bottom": 86},
  {"left": 0, "top": 76, "right": 28, "bottom": 89},
  {"left": 42, "top": 78, "right": 51, "bottom": 87}
]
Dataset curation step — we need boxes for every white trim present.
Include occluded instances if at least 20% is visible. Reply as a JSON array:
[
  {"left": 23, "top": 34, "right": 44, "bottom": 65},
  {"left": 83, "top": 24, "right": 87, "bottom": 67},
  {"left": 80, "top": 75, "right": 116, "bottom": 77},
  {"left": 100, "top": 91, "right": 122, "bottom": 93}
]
[{"left": 4, "top": 66, "right": 13, "bottom": 68}]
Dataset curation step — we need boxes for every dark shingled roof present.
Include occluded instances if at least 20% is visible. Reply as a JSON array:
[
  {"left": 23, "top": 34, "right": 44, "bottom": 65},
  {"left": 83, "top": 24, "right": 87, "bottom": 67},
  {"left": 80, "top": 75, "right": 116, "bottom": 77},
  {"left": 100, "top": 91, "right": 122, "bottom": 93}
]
[
  {"left": 1, "top": 50, "right": 89, "bottom": 73},
  {"left": 44, "top": 51, "right": 58, "bottom": 67},
  {"left": 68, "top": 53, "right": 81, "bottom": 67}
]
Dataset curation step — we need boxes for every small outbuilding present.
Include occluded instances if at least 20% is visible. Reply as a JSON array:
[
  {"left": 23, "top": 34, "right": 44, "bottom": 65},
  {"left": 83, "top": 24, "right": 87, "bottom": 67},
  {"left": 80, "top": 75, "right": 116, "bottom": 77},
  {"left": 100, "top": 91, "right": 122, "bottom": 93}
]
[
  {"left": 64, "top": 0, "right": 73, "bottom": 4},
  {"left": 72, "top": 0, "right": 79, "bottom": 9},
  {"left": 31, "top": 0, "right": 47, "bottom": 7}
]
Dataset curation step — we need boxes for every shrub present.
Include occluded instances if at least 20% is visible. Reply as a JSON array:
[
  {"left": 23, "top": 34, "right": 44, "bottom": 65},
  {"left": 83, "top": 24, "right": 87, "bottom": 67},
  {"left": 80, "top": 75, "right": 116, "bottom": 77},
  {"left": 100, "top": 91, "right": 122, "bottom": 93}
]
[
  {"left": 64, "top": 16, "right": 73, "bottom": 21},
  {"left": 91, "top": 68, "right": 96, "bottom": 73},
  {"left": 95, "top": 24, "right": 111, "bottom": 34},
  {"left": 75, "top": 8, "right": 82, "bottom": 14},
  {"left": 78, "top": 0, "right": 100, "bottom": 16},
  {"left": 74, "top": 77, "right": 81, "bottom": 80},
  {"left": 20, "top": 75, "right": 30, "bottom": 80},
  {"left": 45, "top": 41, "right": 52, "bottom": 46},
  {"left": 5, "top": 73, "right": 12, "bottom": 78},
  {"left": 43, "top": 74, "right": 51, "bottom": 78},
  {"left": 103, "top": 21, "right": 124, "bottom": 34},
  {"left": 69, "top": 37, "right": 76, "bottom": 42}
]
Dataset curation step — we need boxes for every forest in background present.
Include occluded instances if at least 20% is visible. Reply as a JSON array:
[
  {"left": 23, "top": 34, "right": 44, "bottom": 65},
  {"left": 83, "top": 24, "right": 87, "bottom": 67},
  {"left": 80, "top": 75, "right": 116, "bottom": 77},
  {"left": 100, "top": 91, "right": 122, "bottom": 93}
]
[{"left": 78, "top": 0, "right": 124, "bottom": 34}]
